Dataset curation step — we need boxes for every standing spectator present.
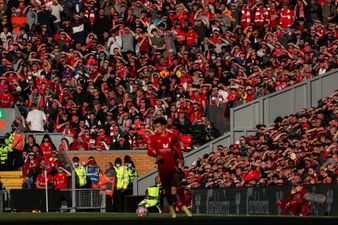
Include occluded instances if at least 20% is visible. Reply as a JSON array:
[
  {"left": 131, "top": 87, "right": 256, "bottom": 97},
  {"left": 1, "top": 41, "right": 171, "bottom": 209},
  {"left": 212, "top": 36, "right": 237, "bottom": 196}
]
[
  {"left": 47, "top": 0, "right": 64, "bottom": 32},
  {"left": 35, "top": 169, "right": 54, "bottom": 189},
  {"left": 54, "top": 166, "right": 71, "bottom": 207},
  {"left": 26, "top": 103, "right": 46, "bottom": 132}
]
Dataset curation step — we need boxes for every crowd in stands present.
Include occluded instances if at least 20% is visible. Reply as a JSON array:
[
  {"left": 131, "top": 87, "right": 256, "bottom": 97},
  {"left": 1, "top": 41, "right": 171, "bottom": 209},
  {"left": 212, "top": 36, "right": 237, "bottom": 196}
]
[
  {"left": 183, "top": 90, "right": 338, "bottom": 188},
  {"left": 0, "top": 0, "right": 337, "bottom": 151}
]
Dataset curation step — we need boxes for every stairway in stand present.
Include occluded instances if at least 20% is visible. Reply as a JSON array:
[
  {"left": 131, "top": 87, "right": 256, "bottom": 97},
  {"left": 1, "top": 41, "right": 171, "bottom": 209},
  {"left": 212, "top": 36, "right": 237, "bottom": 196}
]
[{"left": 0, "top": 171, "right": 22, "bottom": 190}]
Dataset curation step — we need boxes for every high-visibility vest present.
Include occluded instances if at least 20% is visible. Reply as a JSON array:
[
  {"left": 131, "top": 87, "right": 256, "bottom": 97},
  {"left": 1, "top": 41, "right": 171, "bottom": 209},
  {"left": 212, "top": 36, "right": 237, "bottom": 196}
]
[
  {"left": 98, "top": 175, "right": 116, "bottom": 197},
  {"left": 86, "top": 165, "right": 100, "bottom": 184},
  {"left": 114, "top": 166, "right": 129, "bottom": 190},
  {"left": 127, "top": 167, "right": 138, "bottom": 184},
  {"left": 12, "top": 132, "right": 24, "bottom": 151},
  {"left": 147, "top": 185, "right": 160, "bottom": 199},
  {"left": 75, "top": 166, "right": 87, "bottom": 187},
  {"left": 0, "top": 146, "right": 7, "bottom": 164}
]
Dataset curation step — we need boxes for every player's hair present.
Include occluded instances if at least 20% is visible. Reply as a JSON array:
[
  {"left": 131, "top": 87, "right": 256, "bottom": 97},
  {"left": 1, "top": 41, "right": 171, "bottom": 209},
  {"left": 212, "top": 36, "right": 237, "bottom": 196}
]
[{"left": 153, "top": 117, "right": 167, "bottom": 126}]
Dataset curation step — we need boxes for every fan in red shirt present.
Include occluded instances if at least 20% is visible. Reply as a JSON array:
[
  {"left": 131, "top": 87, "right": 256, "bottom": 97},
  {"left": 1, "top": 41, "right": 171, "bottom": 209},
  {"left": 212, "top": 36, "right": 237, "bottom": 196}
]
[
  {"left": 0, "top": 84, "right": 14, "bottom": 108},
  {"left": 95, "top": 128, "right": 111, "bottom": 151},
  {"left": 36, "top": 171, "right": 54, "bottom": 189},
  {"left": 147, "top": 117, "right": 192, "bottom": 218},
  {"left": 54, "top": 166, "right": 71, "bottom": 190},
  {"left": 40, "top": 134, "right": 56, "bottom": 158}
]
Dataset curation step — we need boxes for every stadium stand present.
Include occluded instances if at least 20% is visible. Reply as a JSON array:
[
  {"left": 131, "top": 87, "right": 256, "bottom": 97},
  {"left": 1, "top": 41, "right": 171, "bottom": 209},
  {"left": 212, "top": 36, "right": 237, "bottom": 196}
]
[
  {"left": 0, "top": 0, "right": 337, "bottom": 215},
  {"left": 0, "top": 0, "right": 337, "bottom": 152},
  {"left": 183, "top": 90, "right": 338, "bottom": 188}
]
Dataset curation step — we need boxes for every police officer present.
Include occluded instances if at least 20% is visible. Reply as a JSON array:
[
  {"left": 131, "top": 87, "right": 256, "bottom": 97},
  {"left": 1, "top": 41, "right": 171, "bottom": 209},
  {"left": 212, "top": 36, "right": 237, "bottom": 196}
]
[
  {"left": 72, "top": 157, "right": 87, "bottom": 188},
  {"left": 0, "top": 132, "right": 14, "bottom": 170},
  {"left": 124, "top": 155, "right": 138, "bottom": 195},
  {"left": 113, "top": 157, "right": 129, "bottom": 212}
]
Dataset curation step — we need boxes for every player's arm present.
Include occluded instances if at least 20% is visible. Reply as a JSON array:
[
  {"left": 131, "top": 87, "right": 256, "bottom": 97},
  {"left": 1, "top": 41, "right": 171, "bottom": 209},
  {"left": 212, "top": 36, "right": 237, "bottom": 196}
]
[
  {"left": 147, "top": 136, "right": 157, "bottom": 158},
  {"left": 173, "top": 135, "right": 184, "bottom": 167}
]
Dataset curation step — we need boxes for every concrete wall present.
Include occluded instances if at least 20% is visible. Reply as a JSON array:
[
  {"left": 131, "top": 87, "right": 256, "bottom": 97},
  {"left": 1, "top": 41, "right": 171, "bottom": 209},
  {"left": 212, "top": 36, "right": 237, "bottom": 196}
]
[
  {"left": 0, "top": 108, "right": 20, "bottom": 137},
  {"left": 230, "top": 69, "right": 338, "bottom": 133}
]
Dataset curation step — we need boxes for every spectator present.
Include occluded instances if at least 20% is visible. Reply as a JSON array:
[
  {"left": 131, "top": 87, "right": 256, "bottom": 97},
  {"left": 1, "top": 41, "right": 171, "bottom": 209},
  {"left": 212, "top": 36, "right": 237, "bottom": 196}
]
[
  {"left": 0, "top": 0, "right": 336, "bottom": 154},
  {"left": 26, "top": 103, "right": 46, "bottom": 132},
  {"left": 183, "top": 91, "right": 338, "bottom": 188},
  {"left": 23, "top": 152, "right": 39, "bottom": 189},
  {"left": 40, "top": 134, "right": 56, "bottom": 158},
  {"left": 54, "top": 165, "right": 72, "bottom": 207}
]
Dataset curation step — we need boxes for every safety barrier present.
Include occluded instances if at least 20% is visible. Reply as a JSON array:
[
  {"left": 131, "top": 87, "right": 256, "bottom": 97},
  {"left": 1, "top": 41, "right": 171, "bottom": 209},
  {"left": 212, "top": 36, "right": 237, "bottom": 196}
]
[{"left": 191, "top": 184, "right": 337, "bottom": 216}]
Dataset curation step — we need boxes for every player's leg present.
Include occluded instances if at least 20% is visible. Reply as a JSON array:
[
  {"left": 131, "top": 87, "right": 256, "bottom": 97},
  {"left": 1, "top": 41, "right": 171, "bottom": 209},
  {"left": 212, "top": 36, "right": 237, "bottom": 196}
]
[
  {"left": 159, "top": 170, "right": 176, "bottom": 218},
  {"left": 173, "top": 171, "right": 192, "bottom": 217}
]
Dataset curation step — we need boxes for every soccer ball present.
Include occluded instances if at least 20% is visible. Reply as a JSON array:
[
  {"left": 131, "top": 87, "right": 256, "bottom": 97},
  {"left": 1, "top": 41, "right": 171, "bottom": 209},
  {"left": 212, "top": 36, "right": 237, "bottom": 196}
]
[{"left": 136, "top": 205, "right": 148, "bottom": 218}]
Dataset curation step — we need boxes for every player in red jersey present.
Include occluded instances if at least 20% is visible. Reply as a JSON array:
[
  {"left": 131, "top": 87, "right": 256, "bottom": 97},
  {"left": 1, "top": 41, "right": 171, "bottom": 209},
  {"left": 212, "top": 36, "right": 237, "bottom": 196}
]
[{"left": 147, "top": 117, "right": 192, "bottom": 218}]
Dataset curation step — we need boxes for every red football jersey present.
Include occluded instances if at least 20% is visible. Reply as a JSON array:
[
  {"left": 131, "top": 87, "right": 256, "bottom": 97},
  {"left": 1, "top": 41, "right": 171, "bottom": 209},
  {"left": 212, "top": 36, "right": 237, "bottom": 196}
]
[
  {"left": 54, "top": 173, "right": 68, "bottom": 189},
  {"left": 147, "top": 132, "right": 183, "bottom": 170},
  {"left": 40, "top": 142, "right": 53, "bottom": 156}
]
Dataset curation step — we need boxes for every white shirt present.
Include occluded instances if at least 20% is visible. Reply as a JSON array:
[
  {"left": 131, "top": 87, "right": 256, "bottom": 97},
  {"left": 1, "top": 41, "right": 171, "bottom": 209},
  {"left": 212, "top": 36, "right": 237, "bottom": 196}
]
[{"left": 26, "top": 109, "right": 46, "bottom": 132}]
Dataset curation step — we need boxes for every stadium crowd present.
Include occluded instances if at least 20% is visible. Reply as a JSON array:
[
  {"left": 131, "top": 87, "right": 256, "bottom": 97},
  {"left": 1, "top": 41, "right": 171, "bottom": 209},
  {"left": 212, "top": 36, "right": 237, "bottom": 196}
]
[
  {"left": 0, "top": 0, "right": 337, "bottom": 151},
  {"left": 183, "top": 90, "right": 338, "bottom": 188}
]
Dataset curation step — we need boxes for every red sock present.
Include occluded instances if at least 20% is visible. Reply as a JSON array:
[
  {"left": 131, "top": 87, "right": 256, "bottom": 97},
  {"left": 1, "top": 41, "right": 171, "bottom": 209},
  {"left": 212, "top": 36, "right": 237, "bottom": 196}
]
[{"left": 176, "top": 185, "right": 186, "bottom": 205}]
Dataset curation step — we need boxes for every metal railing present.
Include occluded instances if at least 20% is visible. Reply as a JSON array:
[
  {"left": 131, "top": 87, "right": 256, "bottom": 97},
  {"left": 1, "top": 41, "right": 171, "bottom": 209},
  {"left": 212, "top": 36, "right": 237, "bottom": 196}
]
[{"left": 60, "top": 189, "right": 106, "bottom": 212}]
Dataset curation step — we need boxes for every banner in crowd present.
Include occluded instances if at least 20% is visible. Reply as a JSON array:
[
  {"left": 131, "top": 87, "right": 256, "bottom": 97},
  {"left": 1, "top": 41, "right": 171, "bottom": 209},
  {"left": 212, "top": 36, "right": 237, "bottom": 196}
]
[{"left": 191, "top": 184, "right": 337, "bottom": 216}]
